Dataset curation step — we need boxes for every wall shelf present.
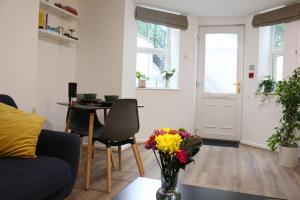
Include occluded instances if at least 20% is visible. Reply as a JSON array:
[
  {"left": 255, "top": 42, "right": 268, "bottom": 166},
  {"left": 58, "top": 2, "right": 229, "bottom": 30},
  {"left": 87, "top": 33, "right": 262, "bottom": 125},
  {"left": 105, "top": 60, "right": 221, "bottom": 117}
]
[
  {"left": 38, "top": 29, "right": 78, "bottom": 43},
  {"left": 40, "top": 0, "right": 81, "bottom": 21}
]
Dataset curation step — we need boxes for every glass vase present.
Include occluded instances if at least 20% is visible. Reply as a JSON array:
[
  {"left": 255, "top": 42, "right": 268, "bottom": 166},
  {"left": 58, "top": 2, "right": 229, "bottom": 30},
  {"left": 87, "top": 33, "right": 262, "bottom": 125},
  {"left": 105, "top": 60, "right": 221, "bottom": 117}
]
[
  {"left": 156, "top": 167, "right": 181, "bottom": 200},
  {"left": 164, "top": 79, "right": 170, "bottom": 88}
]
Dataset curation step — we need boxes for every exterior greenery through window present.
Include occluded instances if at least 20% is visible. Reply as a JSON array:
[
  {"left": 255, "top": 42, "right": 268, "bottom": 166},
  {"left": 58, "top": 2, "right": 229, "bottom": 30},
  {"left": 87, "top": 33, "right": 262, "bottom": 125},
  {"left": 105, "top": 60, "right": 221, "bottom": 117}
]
[
  {"left": 136, "top": 21, "right": 179, "bottom": 88},
  {"left": 271, "top": 24, "right": 285, "bottom": 81}
]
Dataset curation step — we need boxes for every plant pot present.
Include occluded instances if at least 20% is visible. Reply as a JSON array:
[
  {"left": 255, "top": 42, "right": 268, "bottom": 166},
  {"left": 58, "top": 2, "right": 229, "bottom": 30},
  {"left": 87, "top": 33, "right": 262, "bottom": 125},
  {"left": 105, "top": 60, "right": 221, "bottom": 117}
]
[
  {"left": 138, "top": 80, "right": 146, "bottom": 88},
  {"left": 278, "top": 145, "right": 299, "bottom": 168}
]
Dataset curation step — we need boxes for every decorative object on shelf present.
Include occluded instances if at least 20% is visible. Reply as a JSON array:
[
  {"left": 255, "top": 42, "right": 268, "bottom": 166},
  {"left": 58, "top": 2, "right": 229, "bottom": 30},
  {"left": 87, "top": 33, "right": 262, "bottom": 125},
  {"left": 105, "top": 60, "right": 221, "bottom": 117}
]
[
  {"left": 57, "top": 26, "right": 64, "bottom": 35},
  {"left": 145, "top": 128, "right": 202, "bottom": 200},
  {"left": 54, "top": 3, "right": 62, "bottom": 8},
  {"left": 267, "top": 67, "right": 300, "bottom": 168},
  {"left": 54, "top": 3, "right": 78, "bottom": 16},
  {"left": 136, "top": 71, "right": 149, "bottom": 88},
  {"left": 256, "top": 75, "right": 277, "bottom": 102},
  {"left": 62, "top": 6, "right": 78, "bottom": 16},
  {"left": 161, "top": 68, "right": 175, "bottom": 88},
  {"left": 47, "top": 25, "right": 59, "bottom": 33}
]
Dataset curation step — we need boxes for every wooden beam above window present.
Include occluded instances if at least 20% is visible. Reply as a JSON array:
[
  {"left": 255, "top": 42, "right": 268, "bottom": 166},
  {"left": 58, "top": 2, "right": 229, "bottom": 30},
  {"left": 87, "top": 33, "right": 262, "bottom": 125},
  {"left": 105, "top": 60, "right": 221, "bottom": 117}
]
[
  {"left": 135, "top": 6, "right": 188, "bottom": 30},
  {"left": 252, "top": 3, "right": 300, "bottom": 27}
]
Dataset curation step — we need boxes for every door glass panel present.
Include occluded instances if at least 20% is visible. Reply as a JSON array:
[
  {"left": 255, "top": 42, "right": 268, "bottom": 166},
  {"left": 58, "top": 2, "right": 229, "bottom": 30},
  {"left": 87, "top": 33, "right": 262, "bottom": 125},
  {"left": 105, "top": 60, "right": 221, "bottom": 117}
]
[{"left": 204, "top": 33, "right": 238, "bottom": 94}]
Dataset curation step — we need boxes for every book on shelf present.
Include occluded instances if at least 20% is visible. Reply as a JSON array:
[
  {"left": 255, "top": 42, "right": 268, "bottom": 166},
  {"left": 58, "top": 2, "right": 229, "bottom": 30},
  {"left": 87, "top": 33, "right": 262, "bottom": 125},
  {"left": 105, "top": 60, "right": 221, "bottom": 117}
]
[{"left": 38, "top": 10, "right": 48, "bottom": 29}]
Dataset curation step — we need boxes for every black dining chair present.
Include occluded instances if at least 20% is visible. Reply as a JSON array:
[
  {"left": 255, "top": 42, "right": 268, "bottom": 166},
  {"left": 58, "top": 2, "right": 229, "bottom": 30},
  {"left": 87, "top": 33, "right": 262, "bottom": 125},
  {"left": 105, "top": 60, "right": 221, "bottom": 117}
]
[
  {"left": 67, "top": 108, "right": 105, "bottom": 174},
  {"left": 93, "top": 99, "right": 144, "bottom": 193}
]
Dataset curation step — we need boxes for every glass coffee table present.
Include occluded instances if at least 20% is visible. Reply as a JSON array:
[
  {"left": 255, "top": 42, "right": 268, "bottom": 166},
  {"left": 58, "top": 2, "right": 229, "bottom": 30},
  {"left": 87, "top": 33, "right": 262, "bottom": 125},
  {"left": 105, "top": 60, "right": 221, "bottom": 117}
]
[{"left": 113, "top": 177, "right": 278, "bottom": 200}]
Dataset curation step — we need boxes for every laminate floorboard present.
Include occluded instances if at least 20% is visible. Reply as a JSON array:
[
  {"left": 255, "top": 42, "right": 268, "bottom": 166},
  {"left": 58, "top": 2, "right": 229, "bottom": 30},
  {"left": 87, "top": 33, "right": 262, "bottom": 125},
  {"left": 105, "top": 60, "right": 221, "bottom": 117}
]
[{"left": 68, "top": 144, "right": 300, "bottom": 200}]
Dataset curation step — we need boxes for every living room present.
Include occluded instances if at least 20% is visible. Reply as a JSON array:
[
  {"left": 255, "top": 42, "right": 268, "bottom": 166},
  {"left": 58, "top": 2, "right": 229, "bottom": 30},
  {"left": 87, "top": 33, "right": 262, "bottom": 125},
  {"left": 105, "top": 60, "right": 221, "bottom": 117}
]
[{"left": 0, "top": 0, "right": 299, "bottom": 200}]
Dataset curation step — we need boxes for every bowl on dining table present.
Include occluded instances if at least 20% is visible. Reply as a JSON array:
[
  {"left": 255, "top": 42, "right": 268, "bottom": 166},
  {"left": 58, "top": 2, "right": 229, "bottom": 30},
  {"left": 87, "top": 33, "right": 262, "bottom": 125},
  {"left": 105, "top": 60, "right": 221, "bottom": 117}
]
[
  {"left": 84, "top": 93, "right": 97, "bottom": 100},
  {"left": 104, "top": 95, "right": 119, "bottom": 102}
]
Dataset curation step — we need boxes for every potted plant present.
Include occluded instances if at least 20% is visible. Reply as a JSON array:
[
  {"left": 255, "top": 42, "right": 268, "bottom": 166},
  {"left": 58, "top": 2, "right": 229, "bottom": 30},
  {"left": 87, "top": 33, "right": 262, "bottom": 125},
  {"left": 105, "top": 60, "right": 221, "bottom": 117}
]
[
  {"left": 267, "top": 68, "right": 300, "bottom": 168},
  {"left": 145, "top": 128, "right": 202, "bottom": 199},
  {"left": 136, "top": 71, "right": 149, "bottom": 88},
  {"left": 257, "top": 75, "right": 277, "bottom": 93},
  {"left": 257, "top": 75, "right": 277, "bottom": 102},
  {"left": 161, "top": 68, "right": 175, "bottom": 88}
]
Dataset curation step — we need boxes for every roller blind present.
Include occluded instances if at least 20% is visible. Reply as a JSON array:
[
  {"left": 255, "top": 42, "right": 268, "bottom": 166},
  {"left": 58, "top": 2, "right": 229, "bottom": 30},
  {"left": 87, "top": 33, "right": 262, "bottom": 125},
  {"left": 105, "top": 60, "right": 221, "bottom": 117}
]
[
  {"left": 252, "top": 3, "right": 300, "bottom": 27},
  {"left": 135, "top": 6, "right": 188, "bottom": 30}
]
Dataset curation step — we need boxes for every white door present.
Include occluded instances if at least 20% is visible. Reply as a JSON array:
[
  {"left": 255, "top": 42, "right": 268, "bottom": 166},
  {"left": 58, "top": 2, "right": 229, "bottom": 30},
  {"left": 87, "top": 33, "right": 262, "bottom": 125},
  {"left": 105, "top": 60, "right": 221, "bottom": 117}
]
[{"left": 195, "top": 26, "right": 244, "bottom": 141}]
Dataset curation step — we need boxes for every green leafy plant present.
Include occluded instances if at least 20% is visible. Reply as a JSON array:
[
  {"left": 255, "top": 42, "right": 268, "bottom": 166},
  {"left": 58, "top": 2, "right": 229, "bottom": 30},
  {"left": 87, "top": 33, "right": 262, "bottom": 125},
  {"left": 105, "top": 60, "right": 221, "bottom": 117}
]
[
  {"left": 161, "top": 68, "right": 175, "bottom": 80},
  {"left": 257, "top": 75, "right": 277, "bottom": 93},
  {"left": 136, "top": 71, "right": 149, "bottom": 80},
  {"left": 267, "top": 68, "right": 300, "bottom": 151}
]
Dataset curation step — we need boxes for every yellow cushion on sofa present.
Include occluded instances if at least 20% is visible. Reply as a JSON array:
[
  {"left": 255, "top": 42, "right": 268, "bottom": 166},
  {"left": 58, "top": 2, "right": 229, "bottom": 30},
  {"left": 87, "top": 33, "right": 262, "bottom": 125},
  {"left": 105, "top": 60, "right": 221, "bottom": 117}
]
[{"left": 0, "top": 103, "right": 45, "bottom": 158}]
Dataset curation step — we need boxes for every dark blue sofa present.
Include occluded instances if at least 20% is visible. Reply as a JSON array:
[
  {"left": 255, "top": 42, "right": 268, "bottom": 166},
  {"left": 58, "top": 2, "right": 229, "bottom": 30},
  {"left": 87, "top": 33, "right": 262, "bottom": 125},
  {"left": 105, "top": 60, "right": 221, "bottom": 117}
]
[{"left": 0, "top": 95, "right": 80, "bottom": 200}]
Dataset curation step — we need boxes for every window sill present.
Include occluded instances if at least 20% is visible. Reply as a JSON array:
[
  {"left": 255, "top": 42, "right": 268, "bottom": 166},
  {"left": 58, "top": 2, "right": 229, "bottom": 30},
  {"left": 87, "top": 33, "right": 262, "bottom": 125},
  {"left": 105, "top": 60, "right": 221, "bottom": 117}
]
[
  {"left": 255, "top": 92, "right": 275, "bottom": 95},
  {"left": 136, "top": 87, "right": 183, "bottom": 91}
]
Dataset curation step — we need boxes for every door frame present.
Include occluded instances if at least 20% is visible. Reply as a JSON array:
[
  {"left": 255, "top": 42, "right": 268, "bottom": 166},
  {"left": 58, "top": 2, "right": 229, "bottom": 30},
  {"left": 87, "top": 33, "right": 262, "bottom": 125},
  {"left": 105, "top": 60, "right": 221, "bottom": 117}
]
[{"left": 195, "top": 25, "right": 245, "bottom": 141}]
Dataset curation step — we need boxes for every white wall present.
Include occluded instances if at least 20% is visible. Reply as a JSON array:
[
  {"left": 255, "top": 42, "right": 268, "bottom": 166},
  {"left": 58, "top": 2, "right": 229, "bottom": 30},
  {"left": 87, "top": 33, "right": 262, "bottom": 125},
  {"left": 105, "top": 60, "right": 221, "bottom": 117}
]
[
  {"left": 136, "top": 17, "right": 198, "bottom": 140},
  {"left": 76, "top": 0, "right": 125, "bottom": 99},
  {"left": 241, "top": 16, "right": 282, "bottom": 148},
  {"left": 37, "top": 0, "right": 79, "bottom": 131},
  {"left": 0, "top": 0, "right": 39, "bottom": 112},
  {"left": 122, "top": 0, "right": 137, "bottom": 98}
]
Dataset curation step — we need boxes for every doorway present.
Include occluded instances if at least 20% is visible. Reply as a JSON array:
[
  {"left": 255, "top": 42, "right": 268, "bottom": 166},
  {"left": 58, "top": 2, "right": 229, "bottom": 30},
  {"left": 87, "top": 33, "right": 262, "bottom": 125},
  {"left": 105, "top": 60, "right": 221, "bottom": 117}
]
[{"left": 195, "top": 26, "right": 244, "bottom": 141}]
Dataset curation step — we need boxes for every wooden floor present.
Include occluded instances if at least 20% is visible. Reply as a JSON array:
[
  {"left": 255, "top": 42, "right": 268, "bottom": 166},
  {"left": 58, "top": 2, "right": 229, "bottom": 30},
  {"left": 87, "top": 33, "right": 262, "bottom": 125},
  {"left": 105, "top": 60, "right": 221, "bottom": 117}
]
[{"left": 68, "top": 144, "right": 300, "bottom": 200}]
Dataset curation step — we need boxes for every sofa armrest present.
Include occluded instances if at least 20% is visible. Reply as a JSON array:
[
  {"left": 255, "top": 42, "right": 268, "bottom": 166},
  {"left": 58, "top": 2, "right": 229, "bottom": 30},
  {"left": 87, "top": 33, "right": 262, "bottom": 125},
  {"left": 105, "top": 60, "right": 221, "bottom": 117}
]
[{"left": 36, "top": 129, "right": 80, "bottom": 184}]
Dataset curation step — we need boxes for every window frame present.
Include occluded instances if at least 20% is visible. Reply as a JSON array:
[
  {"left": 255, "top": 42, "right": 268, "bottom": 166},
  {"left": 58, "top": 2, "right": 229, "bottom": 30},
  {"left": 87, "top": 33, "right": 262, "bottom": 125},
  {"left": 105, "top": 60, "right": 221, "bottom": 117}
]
[
  {"left": 270, "top": 24, "right": 284, "bottom": 81},
  {"left": 136, "top": 21, "right": 174, "bottom": 88}
]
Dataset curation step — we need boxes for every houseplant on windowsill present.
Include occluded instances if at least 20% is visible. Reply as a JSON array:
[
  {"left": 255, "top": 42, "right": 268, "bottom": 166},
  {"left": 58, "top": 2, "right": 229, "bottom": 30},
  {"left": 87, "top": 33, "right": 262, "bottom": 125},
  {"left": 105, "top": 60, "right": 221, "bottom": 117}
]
[
  {"left": 256, "top": 75, "right": 277, "bottom": 102},
  {"left": 145, "top": 128, "right": 202, "bottom": 200},
  {"left": 136, "top": 71, "right": 149, "bottom": 88},
  {"left": 267, "top": 67, "right": 300, "bottom": 168},
  {"left": 161, "top": 68, "right": 175, "bottom": 88}
]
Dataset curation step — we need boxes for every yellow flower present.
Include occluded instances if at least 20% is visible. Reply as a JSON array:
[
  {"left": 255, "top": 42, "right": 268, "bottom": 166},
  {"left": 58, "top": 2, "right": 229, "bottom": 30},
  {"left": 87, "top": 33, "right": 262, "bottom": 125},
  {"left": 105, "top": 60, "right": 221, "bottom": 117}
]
[
  {"left": 160, "top": 127, "right": 171, "bottom": 133},
  {"left": 155, "top": 133, "right": 182, "bottom": 154}
]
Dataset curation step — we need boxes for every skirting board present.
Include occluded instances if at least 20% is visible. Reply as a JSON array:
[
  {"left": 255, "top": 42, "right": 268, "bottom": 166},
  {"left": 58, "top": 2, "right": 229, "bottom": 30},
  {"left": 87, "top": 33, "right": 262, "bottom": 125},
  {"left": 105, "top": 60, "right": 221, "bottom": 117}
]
[{"left": 240, "top": 140, "right": 300, "bottom": 157}]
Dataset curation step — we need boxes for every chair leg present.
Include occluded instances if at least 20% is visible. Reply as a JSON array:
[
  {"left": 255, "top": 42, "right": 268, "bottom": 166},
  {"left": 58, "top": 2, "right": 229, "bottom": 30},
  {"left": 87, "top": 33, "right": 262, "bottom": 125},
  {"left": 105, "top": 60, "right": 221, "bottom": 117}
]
[
  {"left": 92, "top": 141, "right": 95, "bottom": 160},
  {"left": 135, "top": 144, "right": 145, "bottom": 175},
  {"left": 131, "top": 143, "right": 144, "bottom": 176},
  {"left": 133, "top": 136, "right": 144, "bottom": 175},
  {"left": 118, "top": 146, "right": 122, "bottom": 170},
  {"left": 106, "top": 147, "right": 112, "bottom": 193},
  {"left": 77, "top": 137, "right": 83, "bottom": 176},
  {"left": 111, "top": 152, "right": 116, "bottom": 169}
]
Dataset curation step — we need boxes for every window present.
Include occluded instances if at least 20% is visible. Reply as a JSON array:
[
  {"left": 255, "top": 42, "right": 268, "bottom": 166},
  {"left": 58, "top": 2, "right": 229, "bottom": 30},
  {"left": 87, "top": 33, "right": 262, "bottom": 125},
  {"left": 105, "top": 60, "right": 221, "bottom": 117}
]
[
  {"left": 136, "top": 21, "right": 180, "bottom": 88},
  {"left": 271, "top": 24, "right": 285, "bottom": 81}
]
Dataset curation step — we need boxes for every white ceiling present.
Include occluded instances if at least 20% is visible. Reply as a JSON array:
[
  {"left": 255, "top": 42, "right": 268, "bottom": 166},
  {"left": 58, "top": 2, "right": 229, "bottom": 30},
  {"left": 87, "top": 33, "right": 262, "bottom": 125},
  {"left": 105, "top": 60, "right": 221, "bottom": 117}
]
[{"left": 134, "top": 0, "right": 295, "bottom": 17}]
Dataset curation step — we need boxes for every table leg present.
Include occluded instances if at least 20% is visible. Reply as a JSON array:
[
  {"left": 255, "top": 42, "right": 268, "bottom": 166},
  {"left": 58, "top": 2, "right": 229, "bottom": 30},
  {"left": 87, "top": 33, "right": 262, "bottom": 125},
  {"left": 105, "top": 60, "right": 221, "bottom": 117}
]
[
  {"left": 85, "top": 112, "right": 95, "bottom": 190},
  {"left": 64, "top": 109, "right": 74, "bottom": 133},
  {"left": 104, "top": 109, "right": 108, "bottom": 122}
]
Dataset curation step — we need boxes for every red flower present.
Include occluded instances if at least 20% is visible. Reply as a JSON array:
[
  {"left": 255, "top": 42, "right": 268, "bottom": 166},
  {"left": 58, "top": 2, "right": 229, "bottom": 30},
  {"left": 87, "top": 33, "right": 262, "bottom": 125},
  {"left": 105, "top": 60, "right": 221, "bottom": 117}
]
[
  {"left": 144, "top": 134, "right": 156, "bottom": 150},
  {"left": 176, "top": 150, "right": 188, "bottom": 164}
]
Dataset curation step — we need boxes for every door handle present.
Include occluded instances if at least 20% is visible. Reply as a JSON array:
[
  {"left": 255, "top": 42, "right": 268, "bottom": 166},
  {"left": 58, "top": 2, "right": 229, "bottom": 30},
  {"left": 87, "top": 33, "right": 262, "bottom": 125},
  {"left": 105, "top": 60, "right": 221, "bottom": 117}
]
[{"left": 233, "top": 82, "right": 241, "bottom": 94}]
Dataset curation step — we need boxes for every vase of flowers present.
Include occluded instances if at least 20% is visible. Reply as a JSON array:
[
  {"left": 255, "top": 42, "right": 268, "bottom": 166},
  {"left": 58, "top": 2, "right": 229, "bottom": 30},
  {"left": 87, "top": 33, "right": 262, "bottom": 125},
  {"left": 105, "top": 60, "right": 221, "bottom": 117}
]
[
  {"left": 161, "top": 69, "right": 175, "bottom": 88},
  {"left": 145, "top": 128, "right": 202, "bottom": 200}
]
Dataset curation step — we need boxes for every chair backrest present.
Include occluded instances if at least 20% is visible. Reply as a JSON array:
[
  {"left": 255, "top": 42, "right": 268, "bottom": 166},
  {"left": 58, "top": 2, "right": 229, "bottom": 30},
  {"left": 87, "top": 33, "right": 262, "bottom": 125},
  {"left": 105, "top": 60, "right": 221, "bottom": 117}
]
[
  {"left": 0, "top": 94, "right": 18, "bottom": 108},
  {"left": 69, "top": 108, "right": 103, "bottom": 134},
  {"left": 102, "top": 99, "right": 139, "bottom": 141}
]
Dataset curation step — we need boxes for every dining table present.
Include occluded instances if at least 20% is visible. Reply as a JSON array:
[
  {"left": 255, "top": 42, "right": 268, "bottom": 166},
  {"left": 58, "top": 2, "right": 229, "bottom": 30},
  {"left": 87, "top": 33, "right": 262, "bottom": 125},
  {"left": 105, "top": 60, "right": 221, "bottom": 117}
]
[{"left": 57, "top": 101, "right": 144, "bottom": 190}]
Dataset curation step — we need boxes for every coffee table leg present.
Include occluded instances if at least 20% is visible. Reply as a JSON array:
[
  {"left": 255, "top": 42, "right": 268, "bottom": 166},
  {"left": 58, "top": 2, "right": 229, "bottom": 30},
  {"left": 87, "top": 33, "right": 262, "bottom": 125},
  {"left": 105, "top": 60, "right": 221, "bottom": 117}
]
[
  {"left": 85, "top": 112, "right": 94, "bottom": 190},
  {"left": 65, "top": 109, "right": 73, "bottom": 133}
]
